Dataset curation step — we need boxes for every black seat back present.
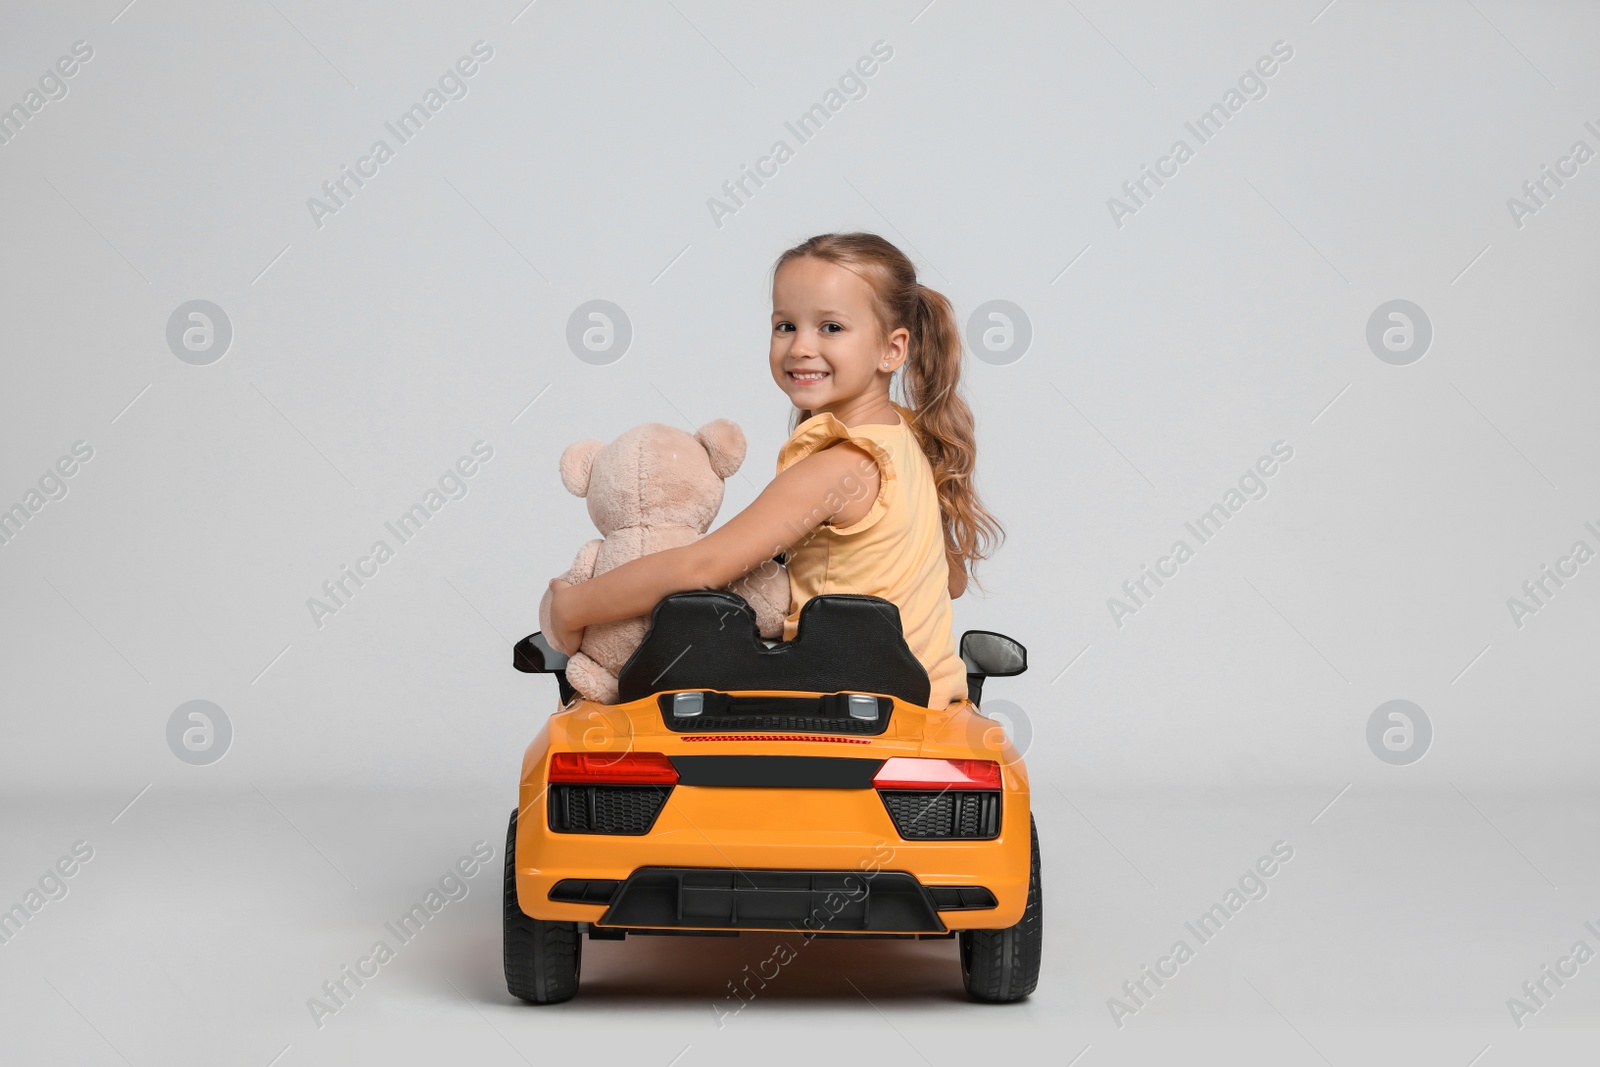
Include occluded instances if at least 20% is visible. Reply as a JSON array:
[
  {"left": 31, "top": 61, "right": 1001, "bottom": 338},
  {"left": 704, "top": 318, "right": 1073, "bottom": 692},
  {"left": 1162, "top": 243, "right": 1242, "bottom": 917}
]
[{"left": 615, "top": 591, "right": 931, "bottom": 706}]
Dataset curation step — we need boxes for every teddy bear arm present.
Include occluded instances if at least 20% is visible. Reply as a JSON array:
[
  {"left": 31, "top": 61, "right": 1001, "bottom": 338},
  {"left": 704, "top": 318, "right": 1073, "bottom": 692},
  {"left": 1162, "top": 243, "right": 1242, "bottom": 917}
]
[
  {"left": 566, "top": 538, "right": 604, "bottom": 582},
  {"left": 729, "top": 560, "right": 790, "bottom": 639}
]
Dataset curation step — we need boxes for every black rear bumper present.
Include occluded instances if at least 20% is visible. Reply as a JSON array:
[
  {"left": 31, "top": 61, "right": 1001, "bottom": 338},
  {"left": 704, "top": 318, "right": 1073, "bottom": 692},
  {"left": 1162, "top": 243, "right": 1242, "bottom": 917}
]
[{"left": 552, "top": 867, "right": 997, "bottom": 933}]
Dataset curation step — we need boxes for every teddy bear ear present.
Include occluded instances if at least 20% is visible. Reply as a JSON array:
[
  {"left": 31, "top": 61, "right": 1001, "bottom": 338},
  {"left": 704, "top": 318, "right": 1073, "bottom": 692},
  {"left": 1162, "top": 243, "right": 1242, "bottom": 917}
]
[
  {"left": 559, "top": 440, "right": 604, "bottom": 497},
  {"left": 695, "top": 419, "right": 747, "bottom": 479}
]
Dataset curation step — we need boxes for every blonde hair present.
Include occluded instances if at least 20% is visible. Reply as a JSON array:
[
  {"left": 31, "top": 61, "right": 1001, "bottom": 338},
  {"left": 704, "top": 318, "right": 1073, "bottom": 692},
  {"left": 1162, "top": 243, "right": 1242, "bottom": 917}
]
[{"left": 772, "top": 232, "right": 1003, "bottom": 581}]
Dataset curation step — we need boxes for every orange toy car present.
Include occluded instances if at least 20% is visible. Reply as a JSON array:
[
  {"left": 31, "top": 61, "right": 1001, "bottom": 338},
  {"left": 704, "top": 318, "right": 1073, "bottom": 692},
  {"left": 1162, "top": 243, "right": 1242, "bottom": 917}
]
[{"left": 504, "top": 590, "right": 1040, "bottom": 1003}]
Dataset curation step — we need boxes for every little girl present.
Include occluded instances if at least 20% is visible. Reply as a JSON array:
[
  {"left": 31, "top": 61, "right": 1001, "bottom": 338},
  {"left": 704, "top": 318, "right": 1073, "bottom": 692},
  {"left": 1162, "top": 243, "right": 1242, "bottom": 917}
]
[{"left": 544, "top": 232, "right": 1002, "bottom": 708}]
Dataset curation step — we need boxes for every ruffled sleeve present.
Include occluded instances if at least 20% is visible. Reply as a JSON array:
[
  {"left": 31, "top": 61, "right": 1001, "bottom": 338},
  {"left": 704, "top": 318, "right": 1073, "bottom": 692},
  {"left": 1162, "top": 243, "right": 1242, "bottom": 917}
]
[{"left": 776, "top": 411, "right": 897, "bottom": 535}]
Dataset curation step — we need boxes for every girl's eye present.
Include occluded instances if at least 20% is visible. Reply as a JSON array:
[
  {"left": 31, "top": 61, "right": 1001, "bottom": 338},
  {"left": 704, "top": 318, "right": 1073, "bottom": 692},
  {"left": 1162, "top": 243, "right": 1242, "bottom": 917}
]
[{"left": 772, "top": 322, "right": 841, "bottom": 334}]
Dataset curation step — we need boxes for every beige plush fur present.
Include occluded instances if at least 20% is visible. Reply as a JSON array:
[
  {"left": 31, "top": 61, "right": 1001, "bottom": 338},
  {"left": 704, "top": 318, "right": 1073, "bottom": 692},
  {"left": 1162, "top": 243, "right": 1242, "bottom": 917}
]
[{"left": 538, "top": 420, "right": 790, "bottom": 703}]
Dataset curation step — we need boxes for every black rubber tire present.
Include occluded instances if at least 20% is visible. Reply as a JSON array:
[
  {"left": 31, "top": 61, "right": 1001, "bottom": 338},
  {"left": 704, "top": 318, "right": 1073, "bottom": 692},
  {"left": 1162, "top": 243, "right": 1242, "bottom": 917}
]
[
  {"left": 959, "top": 813, "right": 1042, "bottom": 1002},
  {"left": 503, "top": 807, "right": 582, "bottom": 1003}
]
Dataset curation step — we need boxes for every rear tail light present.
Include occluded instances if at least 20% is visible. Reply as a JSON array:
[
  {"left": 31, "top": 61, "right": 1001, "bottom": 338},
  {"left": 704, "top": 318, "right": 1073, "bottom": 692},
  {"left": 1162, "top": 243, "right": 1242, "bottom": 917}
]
[
  {"left": 872, "top": 757, "right": 1001, "bottom": 791},
  {"left": 549, "top": 752, "right": 679, "bottom": 785}
]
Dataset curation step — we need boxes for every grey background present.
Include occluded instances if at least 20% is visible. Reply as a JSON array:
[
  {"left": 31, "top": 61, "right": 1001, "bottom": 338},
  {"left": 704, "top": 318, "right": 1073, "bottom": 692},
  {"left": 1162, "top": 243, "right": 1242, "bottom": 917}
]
[{"left": 2, "top": 1, "right": 1597, "bottom": 1065}]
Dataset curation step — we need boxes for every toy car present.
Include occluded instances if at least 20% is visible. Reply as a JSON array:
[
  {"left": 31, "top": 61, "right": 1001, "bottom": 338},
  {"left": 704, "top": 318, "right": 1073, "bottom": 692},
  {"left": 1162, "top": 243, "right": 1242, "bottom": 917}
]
[{"left": 504, "top": 590, "right": 1040, "bottom": 1003}]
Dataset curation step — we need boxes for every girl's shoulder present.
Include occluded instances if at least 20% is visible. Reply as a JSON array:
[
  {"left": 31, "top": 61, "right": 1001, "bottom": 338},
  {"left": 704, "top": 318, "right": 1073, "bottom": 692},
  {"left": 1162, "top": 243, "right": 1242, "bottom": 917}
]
[
  {"left": 778, "top": 412, "right": 886, "bottom": 473},
  {"left": 778, "top": 412, "right": 908, "bottom": 534},
  {"left": 777, "top": 405, "right": 915, "bottom": 475}
]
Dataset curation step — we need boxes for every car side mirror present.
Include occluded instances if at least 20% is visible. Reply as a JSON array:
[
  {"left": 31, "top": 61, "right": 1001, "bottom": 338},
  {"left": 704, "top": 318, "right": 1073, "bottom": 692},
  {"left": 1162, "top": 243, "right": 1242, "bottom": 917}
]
[
  {"left": 514, "top": 633, "right": 575, "bottom": 704},
  {"left": 960, "top": 631, "right": 1027, "bottom": 677},
  {"left": 959, "top": 630, "right": 1027, "bottom": 707}
]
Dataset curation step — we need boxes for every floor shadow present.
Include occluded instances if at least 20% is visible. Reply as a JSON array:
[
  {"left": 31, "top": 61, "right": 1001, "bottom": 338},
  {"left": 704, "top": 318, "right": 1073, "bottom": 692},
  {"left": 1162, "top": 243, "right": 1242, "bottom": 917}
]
[{"left": 450, "top": 928, "right": 983, "bottom": 1010}]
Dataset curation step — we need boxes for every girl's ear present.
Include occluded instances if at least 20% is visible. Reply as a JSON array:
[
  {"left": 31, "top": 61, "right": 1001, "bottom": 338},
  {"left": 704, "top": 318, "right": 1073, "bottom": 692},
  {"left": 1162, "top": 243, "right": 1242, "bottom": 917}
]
[
  {"left": 695, "top": 419, "right": 747, "bottom": 479},
  {"left": 559, "top": 440, "right": 604, "bottom": 496}
]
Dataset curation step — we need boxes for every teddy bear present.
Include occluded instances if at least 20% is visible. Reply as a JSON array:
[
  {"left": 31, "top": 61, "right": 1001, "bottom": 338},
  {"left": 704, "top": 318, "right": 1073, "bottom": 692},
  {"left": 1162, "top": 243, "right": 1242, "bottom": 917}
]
[{"left": 538, "top": 419, "right": 790, "bottom": 704}]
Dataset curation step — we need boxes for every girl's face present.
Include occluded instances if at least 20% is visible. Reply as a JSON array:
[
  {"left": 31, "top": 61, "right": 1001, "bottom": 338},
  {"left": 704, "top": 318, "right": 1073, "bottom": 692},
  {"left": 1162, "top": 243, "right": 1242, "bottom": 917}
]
[{"left": 770, "top": 257, "right": 907, "bottom": 422}]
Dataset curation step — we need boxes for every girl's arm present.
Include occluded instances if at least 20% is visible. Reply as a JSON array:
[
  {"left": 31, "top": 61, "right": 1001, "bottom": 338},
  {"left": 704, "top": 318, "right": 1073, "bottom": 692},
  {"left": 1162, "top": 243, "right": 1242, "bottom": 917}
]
[{"left": 544, "top": 443, "right": 878, "bottom": 654}]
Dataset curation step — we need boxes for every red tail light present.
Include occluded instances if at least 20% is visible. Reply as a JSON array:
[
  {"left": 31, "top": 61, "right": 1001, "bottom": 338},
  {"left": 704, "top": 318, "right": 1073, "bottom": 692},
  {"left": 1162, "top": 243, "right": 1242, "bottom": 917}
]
[
  {"left": 872, "top": 757, "right": 1001, "bottom": 790},
  {"left": 549, "top": 752, "right": 679, "bottom": 785}
]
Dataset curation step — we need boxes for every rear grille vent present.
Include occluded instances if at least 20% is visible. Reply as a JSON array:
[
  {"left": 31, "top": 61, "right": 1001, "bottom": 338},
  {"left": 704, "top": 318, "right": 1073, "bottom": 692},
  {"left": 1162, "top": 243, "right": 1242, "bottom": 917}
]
[
  {"left": 548, "top": 785, "right": 671, "bottom": 835},
  {"left": 879, "top": 790, "right": 1001, "bottom": 840},
  {"left": 675, "top": 714, "right": 882, "bottom": 734},
  {"left": 659, "top": 692, "right": 891, "bottom": 735}
]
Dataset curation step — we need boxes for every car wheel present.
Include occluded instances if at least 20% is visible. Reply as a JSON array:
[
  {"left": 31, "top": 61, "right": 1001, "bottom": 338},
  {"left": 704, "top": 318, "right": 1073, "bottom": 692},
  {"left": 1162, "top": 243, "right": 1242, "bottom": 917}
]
[
  {"left": 503, "top": 806, "right": 582, "bottom": 1003},
  {"left": 959, "top": 813, "right": 1042, "bottom": 1002}
]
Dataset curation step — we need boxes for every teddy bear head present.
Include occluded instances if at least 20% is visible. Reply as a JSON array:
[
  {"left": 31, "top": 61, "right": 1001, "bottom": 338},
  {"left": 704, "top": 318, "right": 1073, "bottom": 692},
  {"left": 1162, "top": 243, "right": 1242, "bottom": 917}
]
[{"left": 558, "top": 420, "right": 747, "bottom": 536}]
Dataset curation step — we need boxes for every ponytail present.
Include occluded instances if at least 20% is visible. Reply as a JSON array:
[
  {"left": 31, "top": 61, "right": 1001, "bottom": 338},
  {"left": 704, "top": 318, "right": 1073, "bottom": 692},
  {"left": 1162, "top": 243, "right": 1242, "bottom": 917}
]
[
  {"left": 902, "top": 282, "right": 1003, "bottom": 578},
  {"left": 772, "top": 233, "right": 1004, "bottom": 582}
]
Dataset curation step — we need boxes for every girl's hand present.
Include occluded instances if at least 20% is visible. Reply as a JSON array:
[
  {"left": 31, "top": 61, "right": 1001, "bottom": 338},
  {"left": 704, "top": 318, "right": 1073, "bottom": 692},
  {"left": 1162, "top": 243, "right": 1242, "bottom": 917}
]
[{"left": 545, "top": 578, "right": 585, "bottom": 655}]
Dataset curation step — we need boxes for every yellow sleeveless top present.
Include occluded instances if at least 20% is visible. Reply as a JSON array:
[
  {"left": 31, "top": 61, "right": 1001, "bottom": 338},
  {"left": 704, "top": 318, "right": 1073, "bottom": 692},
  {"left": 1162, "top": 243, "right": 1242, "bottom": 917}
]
[{"left": 776, "top": 403, "right": 967, "bottom": 708}]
